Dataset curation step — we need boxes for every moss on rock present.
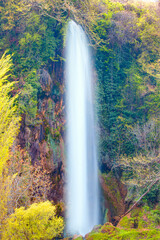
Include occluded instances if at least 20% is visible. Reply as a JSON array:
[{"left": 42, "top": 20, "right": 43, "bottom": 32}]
[
  {"left": 85, "top": 223, "right": 160, "bottom": 240},
  {"left": 100, "top": 171, "right": 127, "bottom": 225}
]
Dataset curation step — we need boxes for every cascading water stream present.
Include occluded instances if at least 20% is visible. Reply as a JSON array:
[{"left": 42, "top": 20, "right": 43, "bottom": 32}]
[{"left": 66, "top": 20, "right": 99, "bottom": 236}]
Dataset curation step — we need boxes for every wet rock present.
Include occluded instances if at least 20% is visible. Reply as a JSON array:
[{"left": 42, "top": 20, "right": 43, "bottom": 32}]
[
  {"left": 91, "top": 224, "right": 102, "bottom": 233},
  {"left": 100, "top": 171, "right": 127, "bottom": 226}
]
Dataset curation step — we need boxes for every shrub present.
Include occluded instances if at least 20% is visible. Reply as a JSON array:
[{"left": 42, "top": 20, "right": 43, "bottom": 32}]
[{"left": 2, "top": 201, "right": 64, "bottom": 240}]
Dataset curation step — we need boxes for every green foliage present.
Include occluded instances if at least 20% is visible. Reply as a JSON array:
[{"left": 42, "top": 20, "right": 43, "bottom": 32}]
[
  {"left": 119, "top": 206, "right": 160, "bottom": 231},
  {"left": 0, "top": 52, "right": 20, "bottom": 175},
  {"left": 94, "top": 0, "right": 160, "bottom": 172},
  {"left": 2, "top": 201, "right": 64, "bottom": 240},
  {"left": 0, "top": 0, "right": 63, "bottom": 121},
  {"left": 19, "top": 70, "right": 41, "bottom": 120}
]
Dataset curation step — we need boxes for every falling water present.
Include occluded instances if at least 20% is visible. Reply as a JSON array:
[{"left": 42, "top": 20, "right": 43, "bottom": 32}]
[{"left": 66, "top": 20, "right": 99, "bottom": 236}]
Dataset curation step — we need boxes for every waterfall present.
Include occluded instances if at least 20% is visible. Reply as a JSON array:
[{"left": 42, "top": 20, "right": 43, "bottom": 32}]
[{"left": 66, "top": 20, "right": 99, "bottom": 236}]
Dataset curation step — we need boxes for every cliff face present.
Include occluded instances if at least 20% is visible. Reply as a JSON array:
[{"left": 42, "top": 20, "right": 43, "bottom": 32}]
[
  {"left": 100, "top": 171, "right": 128, "bottom": 225},
  {"left": 17, "top": 60, "right": 65, "bottom": 204}
]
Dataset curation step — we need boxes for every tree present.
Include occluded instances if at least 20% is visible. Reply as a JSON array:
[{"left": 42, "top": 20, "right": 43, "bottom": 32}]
[
  {"left": 7, "top": 146, "right": 52, "bottom": 211},
  {"left": 2, "top": 201, "right": 64, "bottom": 240},
  {"left": 0, "top": 52, "right": 20, "bottom": 176},
  {"left": 0, "top": 52, "right": 20, "bottom": 234},
  {"left": 114, "top": 153, "right": 160, "bottom": 217}
]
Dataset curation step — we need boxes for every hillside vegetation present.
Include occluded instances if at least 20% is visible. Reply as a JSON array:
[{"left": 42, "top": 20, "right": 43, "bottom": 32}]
[{"left": 0, "top": 0, "right": 160, "bottom": 238}]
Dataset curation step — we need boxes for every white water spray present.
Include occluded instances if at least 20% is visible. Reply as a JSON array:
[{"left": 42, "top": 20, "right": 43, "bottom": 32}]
[{"left": 66, "top": 20, "right": 99, "bottom": 236}]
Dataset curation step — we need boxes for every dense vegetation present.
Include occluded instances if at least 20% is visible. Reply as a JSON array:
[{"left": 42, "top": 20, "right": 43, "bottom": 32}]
[
  {"left": 95, "top": 0, "right": 160, "bottom": 206},
  {"left": 0, "top": 0, "right": 160, "bottom": 239}
]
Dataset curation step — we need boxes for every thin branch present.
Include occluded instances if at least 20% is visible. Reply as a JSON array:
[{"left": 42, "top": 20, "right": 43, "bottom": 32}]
[
  {"left": 36, "top": 4, "right": 64, "bottom": 22},
  {"left": 121, "top": 178, "right": 160, "bottom": 218}
]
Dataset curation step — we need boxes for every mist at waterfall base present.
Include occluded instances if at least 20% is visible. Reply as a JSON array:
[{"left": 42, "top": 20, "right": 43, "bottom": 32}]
[{"left": 65, "top": 20, "right": 99, "bottom": 236}]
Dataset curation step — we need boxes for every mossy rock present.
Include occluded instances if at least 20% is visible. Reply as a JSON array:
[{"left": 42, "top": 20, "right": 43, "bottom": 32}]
[
  {"left": 86, "top": 218, "right": 160, "bottom": 240},
  {"left": 86, "top": 223, "right": 120, "bottom": 240},
  {"left": 73, "top": 236, "right": 83, "bottom": 240},
  {"left": 100, "top": 171, "right": 127, "bottom": 224},
  {"left": 118, "top": 216, "right": 134, "bottom": 229},
  {"left": 100, "top": 222, "right": 117, "bottom": 234},
  {"left": 86, "top": 226, "right": 160, "bottom": 240}
]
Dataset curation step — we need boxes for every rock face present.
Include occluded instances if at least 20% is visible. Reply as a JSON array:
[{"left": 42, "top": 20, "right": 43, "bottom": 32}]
[
  {"left": 100, "top": 171, "right": 127, "bottom": 225},
  {"left": 39, "top": 69, "right": 53, "bottom": 95},
  {"left": 18, "top": 64, "right": 65, "bottom": 204}
]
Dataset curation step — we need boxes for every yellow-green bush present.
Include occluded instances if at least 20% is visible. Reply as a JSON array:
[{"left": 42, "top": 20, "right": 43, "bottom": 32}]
[
  {"left": 2, "top": 201, "right": 64, "bottom": 240},
  {"left": 0, "top": 51, "right": 20, "bottom": 176}
]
